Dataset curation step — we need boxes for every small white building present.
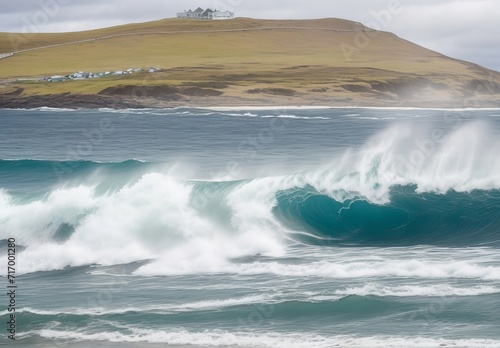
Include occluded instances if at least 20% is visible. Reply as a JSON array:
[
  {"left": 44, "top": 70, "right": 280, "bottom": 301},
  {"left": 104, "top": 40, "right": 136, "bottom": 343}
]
[
  {"left": 49, "top": 75, "right": 68, "bottom": 82},
  {"left": 178, "top": 7, "right": 204, "bottom": 18},
  {"left": 177, "top": 8, "right": 234, "bottom": 20},
  {"left": 177, "top": 9, "right": 192, "bottom": 18},
  {"left": 212, "top": 10, "right": 234, "bottom": 19}
]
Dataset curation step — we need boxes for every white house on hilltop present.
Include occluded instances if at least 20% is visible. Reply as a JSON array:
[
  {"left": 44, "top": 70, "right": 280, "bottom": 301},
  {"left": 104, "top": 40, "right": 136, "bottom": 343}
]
[
  {"left": 212, "top": 10, "right": 234, "bottom": 19},
  {"left": 177, "top": 7, "right": 234, "bottom": 20}
]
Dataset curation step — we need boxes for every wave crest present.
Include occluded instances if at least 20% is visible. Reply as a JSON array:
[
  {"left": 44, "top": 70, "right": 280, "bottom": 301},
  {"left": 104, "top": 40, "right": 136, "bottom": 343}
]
[{"left": 2, "top": 122, "right": 500, "bottom": 274}]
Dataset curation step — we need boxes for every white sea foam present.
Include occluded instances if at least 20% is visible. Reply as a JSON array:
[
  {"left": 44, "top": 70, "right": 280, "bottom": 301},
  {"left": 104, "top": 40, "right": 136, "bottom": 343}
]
[
  {"left": 3, "top": 281, "right": 497, "bottom": 319},
  {"left": 302, "top": 121, "right": 500, "bottom": 203},
  {"left": 203, "top": 106, "right": 333, "bottom": 111},
  {"left": 135, "top": 257, "right": 500, "bottom": 280},
  {"left": 0, "top": 173, "right": 285, "bottom": 275},
  {"left": 2, "top": 122, "right": 500, "bottom": 275},
  {"left": 29, "top": 329, "right": 500, "bottom": 347},
  {"left": 225, "top": 112, "right": 259, "bottom": 117},
  {"left": 35, "top": 107, "right": 77, "bottom": 112},
  {"left": 0, "top": 182, "right": 498, "bottom": 277},
  {"left": 260, "top": 259, "right": 500, "bottom": 280},
  {"left": 0, "top": 185, "right": 99, "bottom": 244},
  {"left": 334, "top": 283, "right": 500, "bottom": 297},
  {"left": 261, "top": 114, "right": 331, "bottom": 120},
  {"left": 4, "top": 293, "right": 276, "bottom": 317},
  {"left": 199, "top": 106, "right": 500, "bottom": 112}
]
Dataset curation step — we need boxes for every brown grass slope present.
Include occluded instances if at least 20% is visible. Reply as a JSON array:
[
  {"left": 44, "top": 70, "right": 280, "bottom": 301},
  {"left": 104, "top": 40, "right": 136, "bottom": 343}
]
[{"left": 0, "top": 17, "right": 499, "bottom": 107}]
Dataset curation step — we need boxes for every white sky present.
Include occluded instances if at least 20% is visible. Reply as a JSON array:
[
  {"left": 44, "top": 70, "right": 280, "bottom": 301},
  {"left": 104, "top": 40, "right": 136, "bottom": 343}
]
[{"left": 0, "top": 0, "right": 498, "bottom": 71}]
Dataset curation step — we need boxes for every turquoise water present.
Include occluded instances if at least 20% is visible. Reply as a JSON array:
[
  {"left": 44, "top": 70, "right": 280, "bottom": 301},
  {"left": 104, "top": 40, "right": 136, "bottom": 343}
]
[{"left": 1, "top": 107, "right": 500, "bottom": 347}]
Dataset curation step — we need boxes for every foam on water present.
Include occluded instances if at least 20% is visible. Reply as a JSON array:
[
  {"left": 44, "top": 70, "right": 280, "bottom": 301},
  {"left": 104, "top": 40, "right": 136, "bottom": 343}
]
[
  {"left": 3, "top": 109, "right": 500, "bottom": 346},
  {"left": 136, "top": 257, "right": 500, "bottom": 279},
  {"left": 304, "top": 121, "right": 500, "bottom": 203},
  {"left": 2, "top": 122, "right": 500, "bottom": 274},
  {"left": 26, "top": 329, "right": 500, "bottom": 347},
  {"left": 0, "top": 173, "right": 285, "bottom": 274}
]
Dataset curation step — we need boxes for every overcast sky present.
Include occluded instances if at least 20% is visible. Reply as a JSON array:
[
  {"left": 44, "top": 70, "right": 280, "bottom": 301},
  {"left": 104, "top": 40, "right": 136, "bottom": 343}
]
[{"left": 0, "top": 0, "right": 498, "bottom": 71}]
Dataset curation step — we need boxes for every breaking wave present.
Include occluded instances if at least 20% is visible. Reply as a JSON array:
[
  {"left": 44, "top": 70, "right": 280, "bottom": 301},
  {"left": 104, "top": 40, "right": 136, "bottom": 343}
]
[{"left": 2, "top": 122, "right": 500, "bottom": 274}]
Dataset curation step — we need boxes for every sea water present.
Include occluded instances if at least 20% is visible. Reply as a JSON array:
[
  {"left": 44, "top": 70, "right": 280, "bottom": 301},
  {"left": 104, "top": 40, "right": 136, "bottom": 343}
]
[{"left": 1, "top": 107, "right": 500, "bottom": 347}]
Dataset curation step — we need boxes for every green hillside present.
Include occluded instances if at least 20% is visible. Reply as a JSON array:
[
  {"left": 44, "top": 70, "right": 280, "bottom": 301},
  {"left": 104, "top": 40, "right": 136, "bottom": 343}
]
[{"left": 0, "top": 17, "right": 499, "bottom": 107}]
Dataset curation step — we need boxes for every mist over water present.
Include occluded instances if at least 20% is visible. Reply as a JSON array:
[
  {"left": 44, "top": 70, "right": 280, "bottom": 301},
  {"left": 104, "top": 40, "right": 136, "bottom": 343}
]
[{"left": 1, "top": 107, "right": 500, "bottom": 347}]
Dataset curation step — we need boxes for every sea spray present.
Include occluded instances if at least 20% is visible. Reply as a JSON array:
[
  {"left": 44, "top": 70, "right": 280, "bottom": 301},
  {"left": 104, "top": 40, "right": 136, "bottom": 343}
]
[
  {"left": 2, "top": 108, "right": 500, "bottom": 347},
  {"left": 2, "top": 121, "right": 500, "bottom": 274}
]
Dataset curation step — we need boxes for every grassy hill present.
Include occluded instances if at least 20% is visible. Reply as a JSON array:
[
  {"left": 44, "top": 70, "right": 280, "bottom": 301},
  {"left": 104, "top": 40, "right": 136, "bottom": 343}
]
[{"left": 0, "top": 17, "right": 499, "bottom": 108}]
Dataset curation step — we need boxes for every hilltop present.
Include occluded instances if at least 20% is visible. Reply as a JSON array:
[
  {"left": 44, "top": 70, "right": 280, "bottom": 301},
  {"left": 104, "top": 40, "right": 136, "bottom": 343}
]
[{"left": 0, "top": 17, "right": 499, "bottom": 108}]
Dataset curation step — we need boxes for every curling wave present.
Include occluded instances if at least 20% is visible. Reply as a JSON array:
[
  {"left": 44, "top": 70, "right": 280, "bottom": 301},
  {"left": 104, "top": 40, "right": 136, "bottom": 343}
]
[{"left": 2, "top": 122, "right": 500, "bottom": 274}]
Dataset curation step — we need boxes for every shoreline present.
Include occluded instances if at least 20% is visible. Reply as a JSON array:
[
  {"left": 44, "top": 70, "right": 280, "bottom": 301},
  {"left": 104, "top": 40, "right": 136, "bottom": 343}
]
[
  {"left": 2, "top": 93, "right": 500, "bottom": 111},
  {"left": 3, "top": 105, "right": 500, "bottom": 112}
]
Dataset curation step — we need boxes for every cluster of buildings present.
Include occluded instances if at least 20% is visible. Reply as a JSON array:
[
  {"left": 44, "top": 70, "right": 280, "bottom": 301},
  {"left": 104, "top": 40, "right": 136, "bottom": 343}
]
[
  {"left": 42, "top": 67, "right": 161, "bottom": 83},
  {"left": 177, "top": 7, "right": 234, "bottom": 20}
]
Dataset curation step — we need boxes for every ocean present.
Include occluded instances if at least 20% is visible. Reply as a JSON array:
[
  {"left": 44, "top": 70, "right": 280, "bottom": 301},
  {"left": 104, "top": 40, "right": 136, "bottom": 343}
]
[{"left": 1, "top": 106, "right": 500, "bottom": 347}]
